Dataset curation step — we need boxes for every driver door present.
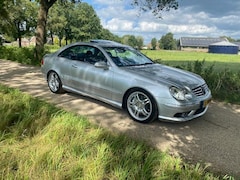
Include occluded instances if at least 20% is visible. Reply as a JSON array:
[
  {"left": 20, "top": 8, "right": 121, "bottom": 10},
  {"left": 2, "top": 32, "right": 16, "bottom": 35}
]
[{"left": 70, "top": 45, "right": 114, "bottom": 100}]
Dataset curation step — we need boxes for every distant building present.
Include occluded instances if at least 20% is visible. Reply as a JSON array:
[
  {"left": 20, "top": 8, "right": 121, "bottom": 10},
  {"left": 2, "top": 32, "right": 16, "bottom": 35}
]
[
  {"left": 16, "top": 36, "right": 36, "bottom": 46},
  {"left": 209, "top": 41, "right": 239, "bottom": 54},
  {"left": 179, "top": 37, "right": 228, "bottom": 52}
]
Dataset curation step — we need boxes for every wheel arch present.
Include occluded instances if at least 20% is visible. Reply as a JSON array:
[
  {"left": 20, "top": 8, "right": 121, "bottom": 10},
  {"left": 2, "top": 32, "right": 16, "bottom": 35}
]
[
  {"left": 47, "top": 70, "right": 57, "bottom": 79},
  {"left": 122, "top": 87, "right": 158, "bottom": 112}
]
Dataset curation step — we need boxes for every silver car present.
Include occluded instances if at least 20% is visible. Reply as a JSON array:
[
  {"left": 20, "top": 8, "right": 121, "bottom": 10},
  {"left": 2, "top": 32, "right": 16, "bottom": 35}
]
[{"left": 41, "top": 40, "right": 212, "bottom": 123}]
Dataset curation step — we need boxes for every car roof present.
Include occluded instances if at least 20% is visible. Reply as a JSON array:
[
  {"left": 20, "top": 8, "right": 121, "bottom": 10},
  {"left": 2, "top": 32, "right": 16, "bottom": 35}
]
[
  {"left": 55, "top": 40, "right": 131, "bottom": 54},
  {"left": 89, "top": 39, "right": 130, "bottom": 48}
]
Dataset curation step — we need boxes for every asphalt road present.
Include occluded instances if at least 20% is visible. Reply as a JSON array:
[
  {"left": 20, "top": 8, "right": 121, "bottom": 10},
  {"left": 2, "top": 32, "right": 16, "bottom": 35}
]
[{"left": 1, "top": 59, "right": 240, "bottom": 178}]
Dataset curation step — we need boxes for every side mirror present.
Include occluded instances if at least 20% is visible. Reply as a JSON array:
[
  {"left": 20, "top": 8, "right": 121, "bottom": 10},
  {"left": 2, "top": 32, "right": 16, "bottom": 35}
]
[{"left": 94, "top": 61, "right": 109, "bottom": 70}]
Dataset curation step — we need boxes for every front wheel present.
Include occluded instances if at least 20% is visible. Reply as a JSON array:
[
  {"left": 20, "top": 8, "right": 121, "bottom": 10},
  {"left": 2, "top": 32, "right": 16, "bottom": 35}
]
[
  {"left": 126, "top": 90, "right": 158, "bottom": 123},
  {"left": 47, "top": 71, "right": 64, "bottom": 93}
]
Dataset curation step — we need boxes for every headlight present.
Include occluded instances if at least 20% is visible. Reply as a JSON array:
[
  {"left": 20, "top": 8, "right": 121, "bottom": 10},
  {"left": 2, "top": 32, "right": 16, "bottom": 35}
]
[{"left": 169, "top": 86, "right": 192, "bottom": 101}]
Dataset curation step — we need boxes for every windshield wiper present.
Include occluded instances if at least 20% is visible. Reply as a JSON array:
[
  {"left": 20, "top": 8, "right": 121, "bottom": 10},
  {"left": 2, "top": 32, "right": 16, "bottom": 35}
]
[
  {"left": 134, "top": 62, "right": 154, "bottom": 66},
  {"left": 122, "top": 62, "right": 154, "bottom": 67},
  {"left": 142, "top": 62, "right": 154, "bottom": 65}
]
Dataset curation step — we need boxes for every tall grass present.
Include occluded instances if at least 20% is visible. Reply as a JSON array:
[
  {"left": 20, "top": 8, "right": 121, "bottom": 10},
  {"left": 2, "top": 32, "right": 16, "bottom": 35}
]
[{"left": 0, "top": 84, "right": 223, "bottom": 179}]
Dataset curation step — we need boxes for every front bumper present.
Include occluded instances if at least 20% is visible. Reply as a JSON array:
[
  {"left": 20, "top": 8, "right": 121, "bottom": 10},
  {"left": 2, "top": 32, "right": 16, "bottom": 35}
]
[{"left": 158, "top": 97, "right": 212, "bottom": 122}]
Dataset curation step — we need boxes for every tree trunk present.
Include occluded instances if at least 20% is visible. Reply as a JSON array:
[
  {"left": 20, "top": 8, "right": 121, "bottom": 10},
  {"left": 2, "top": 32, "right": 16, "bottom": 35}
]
[
  {"left": 17, "top": 22, "right": 22, "bottom": 48},
  {"left": 35, "top": 0, "right": 57, "bottom": 62},
  {"left": 35, "top": 3, "right": 48, "bottom": 61},
  {"left": 50, "top": 30, "right": 54, "bottom": 45}
]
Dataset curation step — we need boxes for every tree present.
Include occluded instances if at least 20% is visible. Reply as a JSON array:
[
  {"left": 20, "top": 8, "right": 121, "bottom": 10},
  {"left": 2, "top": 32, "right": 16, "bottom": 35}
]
[
  {"left": 132, "top": 0, "right": 178, "bottom": 18},
  {"left": 47, "top": 2, "right": 68, "bottom": 46},
  {"left": 136, "top": 36, "right": 144, "bottom": 49},
  {"left": 159, "top": 32, "right": 176, "bottom": 50},
  {"left": 70, "top": 3, "right": 102, "bottom": 41},
  {"left": 1, "top": 0, "right": 37, "bottom": 47},
  {"left": 34, "top": 0, "right": 178, "bottom": 61},
  {"left": 34, "top": 0, "right": 57, "bottom": 61},
  {"left": 151, "top": 38, "right": 157, "bottom": 50},
  {"left": 48, "top": 2, "right": 116, "bottom": 46},
  {"left": 98, "top": 28, "right": 121, "bottom": 42},
  {"left": 0, "top": 0, "right": 9, "bottom": 19},
  {"left": 121, "top": 35, "right": 144, "bottom": 49},
  {"left": 220, "top": 36, "right": 235, "bottom": 42}
]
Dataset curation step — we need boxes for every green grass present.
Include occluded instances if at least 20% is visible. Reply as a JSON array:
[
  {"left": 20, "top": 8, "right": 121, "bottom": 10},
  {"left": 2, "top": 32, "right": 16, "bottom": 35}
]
[
  {"left": 0, "top": 84, "right": 228, "bottom": 179},
  {"left": 142, "top": 50, "right": 240, "bottom": 72}
]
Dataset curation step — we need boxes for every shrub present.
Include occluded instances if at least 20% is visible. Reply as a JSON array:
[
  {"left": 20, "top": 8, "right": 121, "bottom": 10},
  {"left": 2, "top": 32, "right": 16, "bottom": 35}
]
[{"left": 0, "top": 46, "right": 39, "bottom": 65}]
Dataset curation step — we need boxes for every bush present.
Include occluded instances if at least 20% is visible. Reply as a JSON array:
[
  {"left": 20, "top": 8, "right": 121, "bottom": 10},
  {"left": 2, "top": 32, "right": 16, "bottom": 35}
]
[
  {"left": 0, "top": 45, "right": 61, "bottom": 66},
  {"left": 0, "top": 46, "right": 39, "bottom": 66}
]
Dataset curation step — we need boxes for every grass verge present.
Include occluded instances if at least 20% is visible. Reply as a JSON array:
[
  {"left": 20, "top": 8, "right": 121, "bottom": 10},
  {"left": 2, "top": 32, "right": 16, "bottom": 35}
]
[{"left": 0, "top": 84, "right": 228, "bottom": 179}]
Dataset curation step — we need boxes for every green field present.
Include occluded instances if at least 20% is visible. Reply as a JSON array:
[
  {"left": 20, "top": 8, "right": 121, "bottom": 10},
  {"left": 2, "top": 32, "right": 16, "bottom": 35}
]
[{"left": 142, "top": 50, "right": 240, "bottom": 72}]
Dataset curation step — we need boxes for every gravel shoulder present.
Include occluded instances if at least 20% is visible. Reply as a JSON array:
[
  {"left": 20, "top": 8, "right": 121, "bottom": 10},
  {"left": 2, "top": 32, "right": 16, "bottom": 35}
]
[{"left": 1, "top": 59, "right": 240, "bottom": 178}]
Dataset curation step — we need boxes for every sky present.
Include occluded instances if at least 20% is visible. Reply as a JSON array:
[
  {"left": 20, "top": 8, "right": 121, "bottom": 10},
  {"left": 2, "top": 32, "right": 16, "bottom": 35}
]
[{"left": 82, "top": 0, "right": 240, "bottom": 44}]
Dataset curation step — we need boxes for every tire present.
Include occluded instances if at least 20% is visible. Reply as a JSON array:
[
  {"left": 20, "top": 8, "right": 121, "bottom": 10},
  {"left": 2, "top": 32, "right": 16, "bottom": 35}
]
[
  {"left": 47, "top": 71, "right": 64, "bottom": 93},
  {"left": 126, "top": 89, "right": 158, "bottom": 123}
]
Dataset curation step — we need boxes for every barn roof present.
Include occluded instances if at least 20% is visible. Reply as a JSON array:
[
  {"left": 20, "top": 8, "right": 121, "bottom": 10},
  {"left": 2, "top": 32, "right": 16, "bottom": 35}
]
[
  {"left": 180, "top": 37, "right": 228, "bottom": 48},
  {"left": 209, "top": 41, "right": 238, "bottom": 46}
]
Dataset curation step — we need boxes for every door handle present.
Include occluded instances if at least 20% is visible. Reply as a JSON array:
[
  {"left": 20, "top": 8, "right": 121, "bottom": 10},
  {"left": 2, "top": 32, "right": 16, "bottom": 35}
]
[{"left": 72, "top": 64, "right": 77, "bottom": 68}]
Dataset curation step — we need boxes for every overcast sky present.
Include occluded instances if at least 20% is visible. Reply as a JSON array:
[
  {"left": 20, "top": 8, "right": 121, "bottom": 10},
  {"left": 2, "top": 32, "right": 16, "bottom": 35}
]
[{"left": 82, "top": 0, "right": 240, "bottom": 44}]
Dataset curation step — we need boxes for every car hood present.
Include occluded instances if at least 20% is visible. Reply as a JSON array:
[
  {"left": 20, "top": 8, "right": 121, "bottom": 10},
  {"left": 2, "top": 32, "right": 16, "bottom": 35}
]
[{"left": 123, "top": 64, "right": 205, "bottom": 89}]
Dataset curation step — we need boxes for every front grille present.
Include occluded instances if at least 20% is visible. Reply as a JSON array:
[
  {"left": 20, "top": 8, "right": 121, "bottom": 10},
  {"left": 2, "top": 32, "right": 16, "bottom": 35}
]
[{"left": 192, "top": 84, "right": 209, "bottom": 96}]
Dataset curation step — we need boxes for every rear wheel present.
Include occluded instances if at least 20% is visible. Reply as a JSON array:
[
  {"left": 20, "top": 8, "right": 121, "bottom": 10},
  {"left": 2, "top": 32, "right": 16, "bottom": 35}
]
[
  {"left": 126, "top": 89, "right": 158, "bottom": 123},
  {"left": 47, "top": 71, "right": 64, "bottom": 93}
]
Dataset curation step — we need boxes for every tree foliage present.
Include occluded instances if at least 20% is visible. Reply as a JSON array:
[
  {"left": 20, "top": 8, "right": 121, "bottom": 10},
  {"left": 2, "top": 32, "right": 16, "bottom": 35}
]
[
  {"left": 47, "top": 2, "right": 119, "bottom": 46},
  {"left": 47, "top": 2, "right": 68, "bottom": 46},
  {"left": 1, "top": 0, "right": 179, "bottom": 60},
  {"left": 0, "top": 0, "right": 37, "bottom": 47},
  {"left": 0, "top": 0, "right": 9, "bottom": 19},
  {"left": 151, "top": 38, "right": 157, "bottom": 50},
  {"left": 132, "top": 0, "right": 178, "bottom": 18},
  {"left": 159, "top": 32, "right": 177, "bottom": 50},
  {"left": 136, "top": 36, "right": 144, "bottom": 49},
  {"left": 97, "top": 28, "right": 121, "bottom": 42},
  {"left": 70, "top": 3, "right": 102, "bottom": 41},
  {"left": 33, "top": 0, "right": 178, "bottom": 61},
  {"left": 122, "top": 35, "right": 144, "bottom": 49}
]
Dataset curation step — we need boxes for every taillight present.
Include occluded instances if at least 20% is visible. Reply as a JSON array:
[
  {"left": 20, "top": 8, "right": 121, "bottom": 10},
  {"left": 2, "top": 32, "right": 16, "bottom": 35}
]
[{"left": 41, "top": 59, "right": 44, "bottom": 65}]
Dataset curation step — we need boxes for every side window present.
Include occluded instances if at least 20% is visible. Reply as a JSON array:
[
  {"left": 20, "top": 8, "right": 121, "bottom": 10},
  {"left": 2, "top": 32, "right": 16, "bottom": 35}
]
[
  {"left": 59, "top": 46, "right": 85, "bottom": 61},
  {"left": 58, "top": 45, "right": 107, "bottom": 64},
  {"left": 83, "top": 47, "right": 107, "bottom": 64}
]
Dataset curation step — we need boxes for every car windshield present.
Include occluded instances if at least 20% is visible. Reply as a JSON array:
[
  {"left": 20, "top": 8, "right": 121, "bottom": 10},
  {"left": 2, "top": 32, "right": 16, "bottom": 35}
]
[{"left": 103, "top": 47, "right": 154, "bottom": 67}]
